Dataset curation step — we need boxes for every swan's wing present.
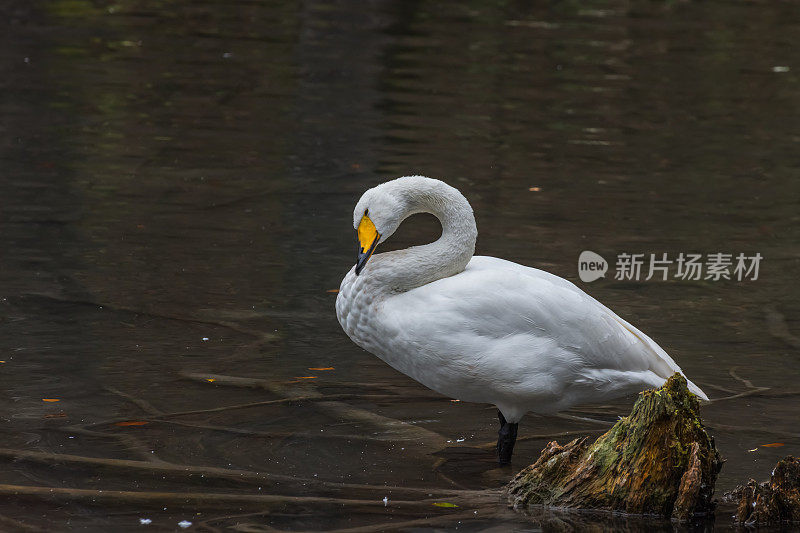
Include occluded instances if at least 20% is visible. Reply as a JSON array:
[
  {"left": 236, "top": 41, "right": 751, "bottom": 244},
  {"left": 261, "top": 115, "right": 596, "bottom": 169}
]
[{"left": 381, "top": 256, "right": 707, "bottom": 404}]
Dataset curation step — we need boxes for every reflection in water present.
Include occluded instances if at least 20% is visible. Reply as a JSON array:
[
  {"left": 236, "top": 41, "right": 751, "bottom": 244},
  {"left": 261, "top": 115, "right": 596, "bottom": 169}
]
[
  {"left": 0, "top": 0, "right": 798, "bottom": 530},
  {"left": 519, "top": 506, "right": 715, "bottom": 533}
]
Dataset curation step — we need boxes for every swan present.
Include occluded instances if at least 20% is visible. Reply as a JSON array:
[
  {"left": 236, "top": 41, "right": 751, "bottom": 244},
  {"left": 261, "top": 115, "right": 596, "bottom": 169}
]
[{"left": 336, "top": 176, "right": 708, "bottom": 465}]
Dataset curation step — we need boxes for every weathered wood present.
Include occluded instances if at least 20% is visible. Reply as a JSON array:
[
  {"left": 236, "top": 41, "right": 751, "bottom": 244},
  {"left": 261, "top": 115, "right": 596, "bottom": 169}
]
[
  {"left": 507, "top": 374, "right": 722, "bottom": 521},
  {"left": 724, "top": 455, "right": 800, "bottom": 525}
]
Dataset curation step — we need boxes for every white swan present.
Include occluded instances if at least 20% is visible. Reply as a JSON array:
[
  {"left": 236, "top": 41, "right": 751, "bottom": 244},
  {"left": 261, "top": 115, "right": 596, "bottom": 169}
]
[{"left": 336, "top": 176, "right": 708, "bottom": 464}]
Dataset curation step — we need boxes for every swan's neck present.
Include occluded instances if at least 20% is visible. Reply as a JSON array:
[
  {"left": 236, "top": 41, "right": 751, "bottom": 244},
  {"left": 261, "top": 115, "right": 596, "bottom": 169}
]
[{"left": 370, "top": 182, "right": 477, "bottom": 293}]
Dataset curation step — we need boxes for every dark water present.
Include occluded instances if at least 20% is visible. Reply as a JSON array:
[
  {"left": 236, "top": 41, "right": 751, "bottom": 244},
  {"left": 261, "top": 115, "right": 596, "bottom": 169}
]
[{"left": 1, "top": 0, "right": 798, "bottom": 530}]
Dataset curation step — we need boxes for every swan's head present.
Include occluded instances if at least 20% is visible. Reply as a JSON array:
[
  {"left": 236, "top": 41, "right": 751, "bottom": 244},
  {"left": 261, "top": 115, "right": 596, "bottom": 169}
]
[
  {"left": 351, "top": 180, "right": 410, "bottom": 275},
  {"left": 350, "top": 175, "right": 469, "bottom": 275}
]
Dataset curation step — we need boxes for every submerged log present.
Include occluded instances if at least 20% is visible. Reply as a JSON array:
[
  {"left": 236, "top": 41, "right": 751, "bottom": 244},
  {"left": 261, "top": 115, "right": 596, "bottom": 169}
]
[
  {"left": 724, "top": 455, "right": 800, "bottom": 526},
  {"left": 507, "top": 374, "right": 722, "bottom": 521}
]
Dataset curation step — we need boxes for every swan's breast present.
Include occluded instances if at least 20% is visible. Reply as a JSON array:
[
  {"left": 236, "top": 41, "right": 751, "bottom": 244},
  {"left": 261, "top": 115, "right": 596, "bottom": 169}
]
[{"left": 336, "top": 267, "right": 390, "bottom": 356}]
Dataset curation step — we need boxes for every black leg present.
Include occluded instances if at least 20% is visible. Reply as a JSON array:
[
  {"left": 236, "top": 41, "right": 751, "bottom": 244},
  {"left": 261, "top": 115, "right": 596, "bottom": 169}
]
[{"left": 497, "top": 410, "right": 519, "bottom": 465}]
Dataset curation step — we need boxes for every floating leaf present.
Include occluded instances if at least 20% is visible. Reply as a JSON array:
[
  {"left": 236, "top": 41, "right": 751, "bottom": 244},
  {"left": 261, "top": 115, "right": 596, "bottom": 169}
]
[
  {"left": 42, "top": 398, "right": 60, "bottom": 402},
  {"left": 0, "top": 360, "right": 6, "bottom": 363},
  {"left": 115, "top": 421, "right": 149, "bottom": 426},
  {"left": 206, "top": 378, "right": 216, "bottom": 382},
  {"left": 450, "top": 399, "right": 461, "bottom": 402},
  {"left": 748, "top": 448, "right": 759, "bottom": 453},
  {"left": 326, "top": 289, "right": 339, "bottom": 293},
  {"left": 294, "top": 376, "right": 318, "bottom": 379},
  {"left": 433, "top": 502, "right": 459, "bottom": 508},
  {"left": 44, "top": 413, "right": 67, "bottom": 419},
  {"left": 761, "top": 443, "right": 785, "bottom": 448},
  {"left": 528, "top": 186, "right": 541, "bottom": 192},
  {"left": 308, "top": 367, "right": 334, "bottom": 371}
]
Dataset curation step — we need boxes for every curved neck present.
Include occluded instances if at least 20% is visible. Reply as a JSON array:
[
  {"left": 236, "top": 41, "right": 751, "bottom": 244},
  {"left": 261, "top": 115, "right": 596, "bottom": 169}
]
[{"left": 370, "top": 180, "right": 477, "bottom": 293}]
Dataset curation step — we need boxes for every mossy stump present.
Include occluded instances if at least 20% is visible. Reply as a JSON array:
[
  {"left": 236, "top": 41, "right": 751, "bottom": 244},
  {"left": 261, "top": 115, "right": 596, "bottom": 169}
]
[
  {"left": 724, "top": 456, "right": 800, "bottom": 525},
  {"left": 507, "top": 374, "right": 722, "bottom": 521}
]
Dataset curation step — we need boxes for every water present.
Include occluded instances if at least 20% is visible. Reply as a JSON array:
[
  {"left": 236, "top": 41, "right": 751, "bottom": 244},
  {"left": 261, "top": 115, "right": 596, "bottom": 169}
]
[{"left": 1, "top": 0, "right": 798, "bottom": 530}]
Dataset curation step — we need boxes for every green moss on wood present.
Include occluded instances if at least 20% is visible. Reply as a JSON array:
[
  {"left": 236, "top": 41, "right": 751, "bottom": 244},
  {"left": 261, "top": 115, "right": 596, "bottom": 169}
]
[{"left": 507, "top": 374, "right": 722, "bottom": 521}]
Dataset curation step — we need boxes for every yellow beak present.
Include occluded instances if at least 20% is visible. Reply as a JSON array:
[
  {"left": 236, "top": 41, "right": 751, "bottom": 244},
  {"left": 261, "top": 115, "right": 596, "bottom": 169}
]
[{"left": 356, "top": 214, "right": 380, "bottom": 275}]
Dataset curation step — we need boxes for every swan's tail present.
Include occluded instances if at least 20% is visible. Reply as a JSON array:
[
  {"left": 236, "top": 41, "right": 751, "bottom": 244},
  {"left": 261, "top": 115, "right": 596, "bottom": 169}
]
[
  {"left": 685, "top": 377, "right": 709, "bottom": 402},
  {"left": 606, "top": 313, "right": 710, "bottom": 402}
]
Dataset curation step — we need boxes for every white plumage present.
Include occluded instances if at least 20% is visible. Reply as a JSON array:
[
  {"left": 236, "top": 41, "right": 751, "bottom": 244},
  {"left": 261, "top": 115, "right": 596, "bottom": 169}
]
[{"left": 336, "top": 176, "right": 707, "bottom": 461}]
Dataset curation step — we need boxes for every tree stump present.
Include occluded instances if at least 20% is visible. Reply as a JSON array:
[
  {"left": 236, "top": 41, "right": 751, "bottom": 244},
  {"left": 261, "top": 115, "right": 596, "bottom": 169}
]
[
  {"left": 507, "top": 373, "right": 722, "bottom": 521},
  {"left": 724, "top": 456, "right": 800, "bottom": 525}
]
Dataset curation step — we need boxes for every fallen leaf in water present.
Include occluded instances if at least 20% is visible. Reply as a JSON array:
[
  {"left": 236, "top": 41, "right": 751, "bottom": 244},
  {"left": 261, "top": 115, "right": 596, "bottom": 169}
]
[
  {"left": 450, "top": 399, "right": 461, "bottom": 402},
  {"left": 433, "top": 502, "right": 459, "bottom": 508},
  {"left": 326, "top": 289, "right": 339, "bottom": 293},
  {"left": 0, "top": 361, "right": 6, "bottom": 363},
  {"left": 42, "top": 398, "right": 60, "bottom": 402},
  {"left": 44, "top": 413, "right": 67, "bottom": 418},
  {"left": 528, "top": 186, "right": 541, "bottom": 192},
  {"left": 115, "top": 421, "right": 149, "bottom": 426},
  {"left": 295, "top": 376, "right": 318, "bottom": 379},
  {"left": 308, "top": 367, "right": 334, "bottom": 371},
  {"left": 748, "top": 448, "right": 759, "bottom": 452},
  {"left": 206, "top": 378, "right": 216, "bottom": 382},
  {"left": 761, "top": 443, "right": 785, "bottom": 448}
]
